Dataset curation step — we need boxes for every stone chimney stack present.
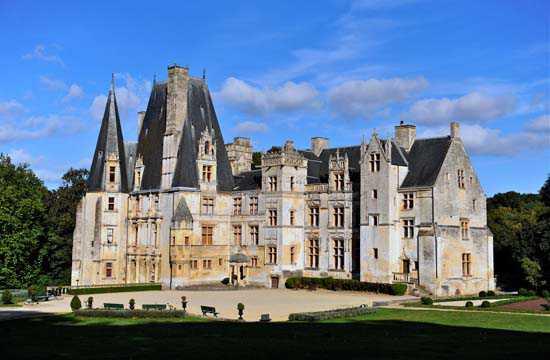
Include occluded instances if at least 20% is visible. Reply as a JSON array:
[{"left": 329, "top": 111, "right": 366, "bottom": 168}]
[
  {"left": 226, "top": 137, "right": 253, "bottom": 175},
  {"left": 166, "top": 64, "right": 189, "bottom": 135},
  {"left": 450, "top": 122, "right": 460, "bottom": 138},
  {"left": 311, "top": 137, "right": 329, "bottom": 157},
  {"left": 394, "top": 121, "right": 416, "bottom": 151},
  {"left": 137, "top": 111, "right": 145, "bottom": 134}
]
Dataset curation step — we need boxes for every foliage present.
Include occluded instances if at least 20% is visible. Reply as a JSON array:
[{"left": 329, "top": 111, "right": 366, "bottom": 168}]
[
  {"left": 421, "top": 297, "right": 433, "bottom": 305},
  {"left": 480, "top": 300, "right": 491, "bottom": 308},
  {"left": 487, "top": 178, "right": 550, "bottom": 291},
  {"left": 479, "top": 291, "right": 487, "bottom": 298},
  {"left": 87, "top": 297, "right": 94, "bottom": 309},
  {"left": 221, "top": 277, "right": 230, "bottom": 285},
  {"left": 289, "top": 305, "right": 375, "bottom": 321},
  {"left": 487, "top": 290, "right": 496, "bottom": 297},
  {"left": 68, "top": 284, "right": 161, "bottom": 295},
  {"left": 252, "top": 152, "right": 262, "bottom": 169},
  {"left": 129, "top": 299, "right": 135, "bottom": 310},
  {"left": 237, "top": 302, "right": 244, "bottom": 311},
  {"left": 2, "top": 289, "right": 13, "bottom": 304},
  {"left": 391, "top": 283, "right": 408, "bottom": 296},
  {"left": 465, "top": 301, "right": 474, "bottom": 308},
  {"left": 70, "top": 295, "right": 82, "bottom": 311},
  {"left": 284, "top": 276, "right": 402, "bottom": 295},
  {"left": 541, "top": 290, "right": 550, "bottom": 299},
  {"left": 518, "top": 288, "right": 536, "bottom": 297}
]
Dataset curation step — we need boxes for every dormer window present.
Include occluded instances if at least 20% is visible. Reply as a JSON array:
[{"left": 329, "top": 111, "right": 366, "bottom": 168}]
[
  {"left": 290, "top": 176, "right": 295, "bottom": 191},
  {"left": 403, "top": 193, "right": 414, "bottom": 209},
  {"left": 369, "top": 153, "right": 381, "bottom": 172},
  {"left": 109, "top": 166, "right": 116, "bottom": 183},
  {"left": 335, "top": 172, "right": 344, "bottom": 191},
  {"left": 457, "top": 169, "right": 465, "bottom": 189},
  {"left": 108, "top": 197, "right": 115, "bottom": 211},
  {"left": 202, "top": 165, "right": 213, "bottom": 182}
]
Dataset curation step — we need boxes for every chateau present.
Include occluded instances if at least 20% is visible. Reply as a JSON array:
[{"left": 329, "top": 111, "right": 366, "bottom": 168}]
[{"left": 71, "top": 65, "right": 495, "bottom": 296}]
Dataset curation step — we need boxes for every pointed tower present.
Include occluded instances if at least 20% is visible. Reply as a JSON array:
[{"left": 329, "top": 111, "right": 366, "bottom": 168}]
[{"left": 88, "top": 75, "right": 129, "bottom": 193}]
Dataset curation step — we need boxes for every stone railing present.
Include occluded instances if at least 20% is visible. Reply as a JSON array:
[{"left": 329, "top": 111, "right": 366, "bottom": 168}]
[
  {"left": 393, "top": 272, "right": 418, "bottom": 285},
  {"left": 305, "top": 183, "right": 328, "bottom": 193}
]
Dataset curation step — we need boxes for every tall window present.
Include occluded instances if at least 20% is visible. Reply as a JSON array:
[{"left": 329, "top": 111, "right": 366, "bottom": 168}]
[
  {"left": 249, "top": 196, "right": 258, "bottom": 215},
  {"left": 250, "top": 225, "right": 259, "bottom": 245},
  {"left": 371, "top": 189, "right": 378, "bottom": 199},
  {"left": 290, "top": 246, "right": 296, "bottom": 264},
  {"left": 373, "top": 248, "right": 379, "bottom": 259},
  {"left": 290, "top": 176, "right": 295, "bottom": 191},
  {"left": 268, "top": 246, "right": 277, "bottom": 264},
  {"left": 204, "top": 141, "right": 210, "bottom": 155},
  {"left": 369, "top": 214, "right": 379, "bottom": 226},
  {"left": 202, "top": 197, "right": 214, "bottom": 215},
  {"left": 369, "top": 153, "right": 381, "bottom": 172},
  {"left": 233, "top": 197, "right": 242, "bottom": 215},
  {"left": 333, "top": 239, "right": 344, "bottom": 270},
  {"left": 203, "top": 259, "right": 212, "bottom": 269},
  {"left": 309, "top": 207, "right": 319, "bottom": 227},
  {"left": 268, "top": 176, "right": 278, "bottom": 191},
  {"left": 191, "top": 260, "right": 198, "bottom": 269},
  {"left": 308, "top": 238, "right": 319, "bottom": 268},
  {"left": 105, "top": 262, "right": 113, "bottom": 278},
  {"left": 334, "top": 172, "right": 344, "bottom": 191},
  {"left": 462, "top": 253, "right": 471, "bottom": 276},
  {"left": 108, "top": 197, "right": 115, "bottom": 211},
  {"left": 457, "top": 169, "right": 465, "bottom": 189},
  {"left": 403, "top": 219, "right": 414, "bottom": 238},
  {"left": 268, "top": 209, "right": 278, "bottom": 226},
  {"left": 201, "top": 225, "right": 213, "bottom": 245},
  {"left": 403, "top": 193, "right": 414, "bottom": 209},
  {"left": 333, "top": 207, "right": 344, "bottom": 227},
  {"left": 472, "top": 199, "right": 477, "bottom": 211},
  {"left": 202, "top": 165, "right": 213, "bottom": 182},
  {"left": 233, "top": 225, "right": 242, "bottom": 245},
  {"left": 109, "top": 166, "right": 116, "bottom": 183},
  {"left": 289, "top": 210, "right": 296, "bottom": 225},
  {"left": 106, "top": 228, "right": 114, "bottom": 244},
  {"left": 461, "top": 219, "right": 469, "bottom": 240},
  {"left": 152, "top": 223, "right": 158, "bottom": 246},
  {"left": 251, "top": 256, "right": 258, "bottom": 267},
  {"left": 154, "top": 196, "right": 160, "bottom": 211}
]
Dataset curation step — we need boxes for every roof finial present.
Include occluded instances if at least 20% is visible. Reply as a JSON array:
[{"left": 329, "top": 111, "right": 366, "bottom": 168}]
[
  {"left": 111, "top": 73, "right": 115, "bottom": 93},
  {"left": 202, "top": 68, "right": 207, "bottom": 83},
  {"left": 153, "top": 73, "right": 157, "bottom": 86}
]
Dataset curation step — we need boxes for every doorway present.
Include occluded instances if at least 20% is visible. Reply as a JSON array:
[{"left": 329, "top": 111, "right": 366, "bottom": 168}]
[{"left": 271, "top": 276, "right": 279, "bottom": 289}]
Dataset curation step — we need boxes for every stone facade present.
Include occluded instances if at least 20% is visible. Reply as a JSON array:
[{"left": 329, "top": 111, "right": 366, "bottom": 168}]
[{"left": 71, "top": 65, "right": 495, "bottom": 295}]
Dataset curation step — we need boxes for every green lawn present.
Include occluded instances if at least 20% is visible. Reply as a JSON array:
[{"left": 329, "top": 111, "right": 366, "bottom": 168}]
[{"left": 0, "top": 309, "right": 548, "bottom": 359}]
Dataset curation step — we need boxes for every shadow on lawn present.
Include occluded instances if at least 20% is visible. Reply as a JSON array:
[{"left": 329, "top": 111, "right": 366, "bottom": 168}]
[{"left": 0, "top": 315, "right": 549, "bottom": 359}]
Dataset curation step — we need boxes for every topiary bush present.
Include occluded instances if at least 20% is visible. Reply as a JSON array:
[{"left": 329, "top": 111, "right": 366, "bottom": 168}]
[
  {"left": 420, "top": 297, "right": 433, "bottom": 305},
  {"left": 478, "top": 291, "right": 487, "bottom": 298},
  {"left": 237, "top": 302, "right": 245, "bottom": 320},
  {"left": 465, "top": 301, "right": 474, "bottom": 308},
  {"left": 480, "top": 300, "right": 491, "bottom": 308},
  {"left": 487, "top": 290, "right": 496, "bottom": 297},
  {"left": 221, "top": 277, "right": 230, "bottom": 285},
  {"left": 2, "top": 289, "right": 13, "bottom": 304},
  {"left": 391, "top": 283, "right": 407, "bottom": 296},
  {"left": 70, "top": 295, "right": 82, "bottom": 311},
  {"left": 129, "top": 299, "right": 135, "bottom": 310}
]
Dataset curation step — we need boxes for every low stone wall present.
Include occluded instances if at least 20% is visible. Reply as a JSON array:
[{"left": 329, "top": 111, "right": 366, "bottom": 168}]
[{"left": 288, "top": 305, "right": 375, "bottom": 322}]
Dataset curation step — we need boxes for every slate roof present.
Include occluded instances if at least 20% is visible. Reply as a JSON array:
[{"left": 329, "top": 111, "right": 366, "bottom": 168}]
[
  {"left": 233, "top": 169, "right": 262, "bottom": 191},
  {"left": 400, "top": 136, "right": 452, "bottom": 188},
  {"left": 124, "top": 142, "right": 137, "bottom": 191},
  {"left": 173, "top": 197, "right": 193, "bottom": 224},
  {"left": 87, "top": 87, "right": 129, "bottom": 192}
]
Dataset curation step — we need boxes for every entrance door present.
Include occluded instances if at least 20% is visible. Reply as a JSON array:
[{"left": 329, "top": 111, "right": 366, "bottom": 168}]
[
  {"left": 271, "top": 276, "right": 279, "bottom": 289},
  {"left": 402, "top": 259, "right": 410, "bottom": 274}
]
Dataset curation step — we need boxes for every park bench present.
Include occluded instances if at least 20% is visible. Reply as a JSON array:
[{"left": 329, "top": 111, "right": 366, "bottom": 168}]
[
  {"left": 260, "top": 314, "right": 271, "bottom": 322},
  {"left": 200, "top": 305, "right": 219, "bottom": 317},
  {"left": 142, "top": 304, "right": 167, "bottom": 311},
  {"left": 104, "top": 303, "right": 124, "bottom": 310}
]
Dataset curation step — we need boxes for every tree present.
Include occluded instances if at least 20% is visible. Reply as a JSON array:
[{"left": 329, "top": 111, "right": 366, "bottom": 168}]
[
  {"left": 540, "top": 175, "right": 550, "bottom": 207},
  {"left": 252, "top": 152, "right": 262, "bottom": 169},
  {"left": 0, "top": 154, "right": 49, "bottom": 288},
  {"left": 520, "top": 257, "right": 543, "bottom": 290}
]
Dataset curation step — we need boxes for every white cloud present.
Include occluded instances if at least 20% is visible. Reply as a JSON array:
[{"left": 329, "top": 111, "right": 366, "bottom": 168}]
[
  {"left": 218, "top": 77, "right": 320, "bottom": 115},
  {"left": 234, "top": 121, "right": 269, "bottom": 134},
  {"left": 0, "top": 100, "right": 26, "bottom": 118},
  {"left": 40, "top": 76, "right": 67, "bottom": 91},
  {"left": 0, "top": 114, "right": 85, "bottom": 144},
  {"left": 405, "top": 92, "right": 516, "bottom": 124},
  {"left": 22, "top": 44, "right": 64, "bottom": 66},
  {"left": 62, "top": 84, "right": 84, "bottom": 102},
  {"left": 7, "top": 148, "right": 44, "bottom": 166},
  {"left": 420, "top": 124, "right": 549, "bottom": 156},
  {"left": 351, "top": 0, "right": 419, "bottom": 10},
  {"left": 328, "top": 77, "right": 428, "bottom": 118},
  {"left": 525, "top": 114, "right": 550, "bottom": 133}
]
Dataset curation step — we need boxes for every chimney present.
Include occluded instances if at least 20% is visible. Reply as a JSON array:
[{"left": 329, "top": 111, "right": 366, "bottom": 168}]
[
  {"left": 284, "top": 139, "right": 295, "bottom": 152},
  {"left": 394, "top": 121, "right": 416, "bottom": 151},
  {"left": 137, "top": 111, "right": 145, "bottom": 134},
  {"left": 166, "top": 64, "right": 189, "bottom": 135},
  {"left": 450, "top": 122, "right": 460, "bottom": 138},
  {"left": 311, "top": 137, "right": 329, "bottom": 157}
]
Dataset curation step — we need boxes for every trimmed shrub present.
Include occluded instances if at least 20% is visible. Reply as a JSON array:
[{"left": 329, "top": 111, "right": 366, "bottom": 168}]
[
  {"left": 518, "top": 288, "right": 536, "bottom": 296},
  {"left": 2, "top": 289, "right": 13, "bottom": 304},
  {"left": 465, "top": 301, "right": 474, "bottom": 308},
  {"left": 391, "top": 283, "right": 407, "bottom": 296},
  {"left": 540, "top": 289, "right": 549, "bottom": 299},
  {"left": 284, "top": 277, "right": 400, "bottom": 295},
  {"left": 289, "top": 305, "right": 375, "bottom": 322},
  {"left": 487, "top": 290, "right": 496, "bottom": 297},
  {"left": 70, "top": 295, "right": 82, "bottom": 311},
  {"left": 478, "top": 291, "right": 487, "bottom": 298},
  {"left": 129, "top": 299, "right": 135, "bottom": 310},
  {"left": 221, "top": 277, "right": 230, "bottom": 285},
  {"left": 480, "top": 300, "right": 491, "bottom": 308},
  {"left": 86, "top": 297, "right": 93, "bottom": 309},
  {"left": 69, "top": 284, "right": 161, "bottom": 295},
  {"left": 420, "top": 297, "right": 433, "bottom": 305},
  {"left": 75, "top": 309, "right": 187, "bottom": 318}
]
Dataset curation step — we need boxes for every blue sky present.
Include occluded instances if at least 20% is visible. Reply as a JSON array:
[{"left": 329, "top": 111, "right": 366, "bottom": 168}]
[{"left": 0, "top": 0, "right": 548, "bottom": 195}]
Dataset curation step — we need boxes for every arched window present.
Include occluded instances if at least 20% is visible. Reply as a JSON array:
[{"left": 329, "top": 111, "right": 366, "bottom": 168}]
[{"left": 204, "top": 141, "right": 210, "bottom": 155}]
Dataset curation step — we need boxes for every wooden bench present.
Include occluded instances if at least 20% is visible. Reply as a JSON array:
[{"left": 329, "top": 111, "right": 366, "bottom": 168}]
[
  {"left": 104, "top": 303, "right": 124, "bottom": 310},
  {"left": 201, "top": 305, "right": 219, "bottom": 317},
  {"left": 142, "top": 304, "right": 167, "bottom": 311}
]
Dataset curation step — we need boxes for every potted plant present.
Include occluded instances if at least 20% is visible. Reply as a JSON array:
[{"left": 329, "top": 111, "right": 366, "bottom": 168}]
[
  {"left": 86, "top": 296, "right": 94, "bottom": 309},
  {"left": 129, "top": 298, "right": 135, "bottom": 310},
  {"left": 181, "top": 296, "right": 188, "bottom": 312},
  {"left": 237, "top": 302, "right": 245, "bottom": 320}
]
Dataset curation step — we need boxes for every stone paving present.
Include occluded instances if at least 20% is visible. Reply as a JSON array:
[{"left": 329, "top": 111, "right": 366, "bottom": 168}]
[{"left": 0, "top": 289, "right": 415, "bottom": 321}]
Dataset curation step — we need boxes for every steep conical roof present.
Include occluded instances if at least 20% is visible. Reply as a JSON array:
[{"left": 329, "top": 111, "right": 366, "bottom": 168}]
[{"left": 87, "top": 78, "right": 129, "bottom": 192}]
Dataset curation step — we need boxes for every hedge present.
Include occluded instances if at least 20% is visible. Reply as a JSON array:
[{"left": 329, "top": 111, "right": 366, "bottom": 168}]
[
  {"left": 289, "top": 305, "right": 376, "bottom": 322},
  {"left": 74, "top": 309, "right": 187, "bottom": 318},
  {"left": 69, "top": 284, "right": 161, "bottom": 295},
  {"left": 285, "top": 277, "right": 408, "bottom": 296}
]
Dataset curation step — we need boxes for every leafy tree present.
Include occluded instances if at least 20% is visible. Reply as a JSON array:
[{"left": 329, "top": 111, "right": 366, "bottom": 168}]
[
  {"left": 520, "top": 257, "right": 543, "bottom": 290},
  {"left": 540, "top": 174, "right": 550, "bottom": 206},
  {"left": 252, "top": 152, "right": 262, "bottom": 169},
  {"left": 0, "top": 154, "right": 48, "bottom": 288}
]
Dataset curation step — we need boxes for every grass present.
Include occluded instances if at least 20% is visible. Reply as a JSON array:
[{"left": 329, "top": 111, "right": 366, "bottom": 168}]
[{"left": 1, "top": 309, "right": 549, "bottom": 359}]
